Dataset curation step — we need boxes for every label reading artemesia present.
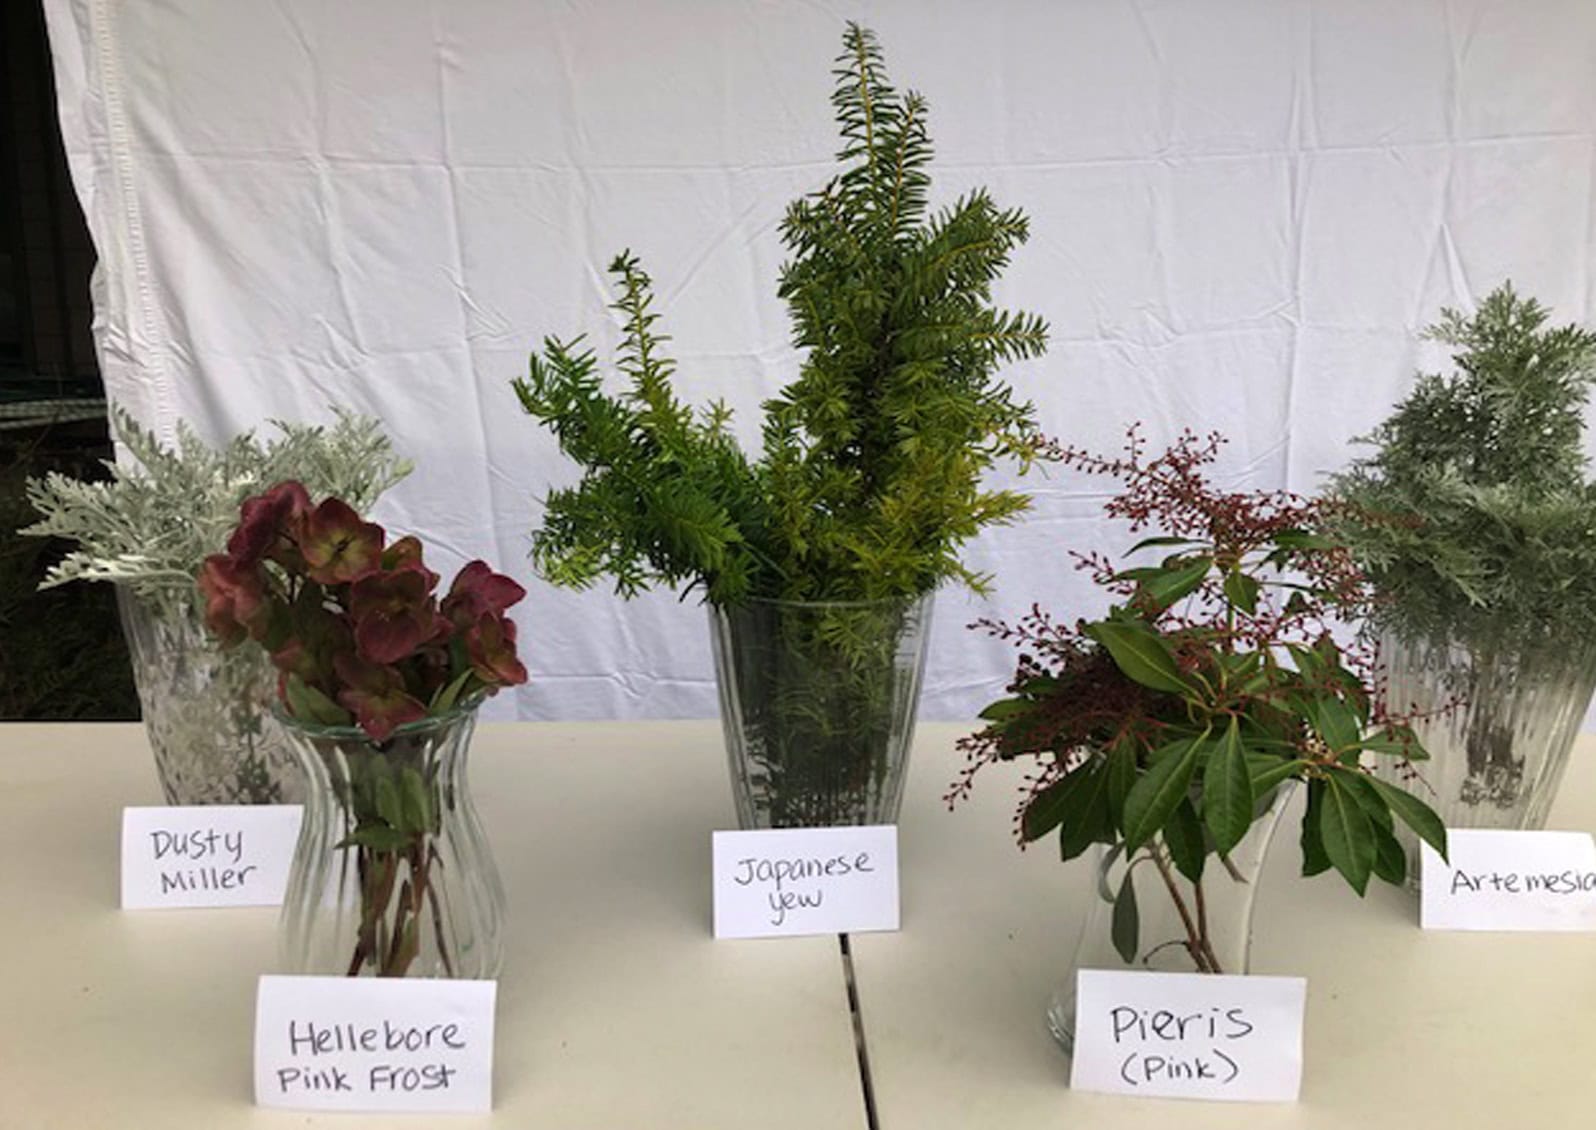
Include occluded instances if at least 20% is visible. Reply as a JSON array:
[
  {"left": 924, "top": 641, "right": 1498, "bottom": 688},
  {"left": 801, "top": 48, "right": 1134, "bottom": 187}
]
[
  {"left": 254, "top": 975, "right": 496, "bottom": 1113},
  {"left": 1069, "top": 970, "right": 1306, "bottom": 1102},
  {"left": 712, "top": 825, "right": 899, "bottom": 939},
  {"left": 120, "top": 805, "right": 302, "bottom": 909},
  {"left": 1421, "top": 829, "right": 1596, "bottom": 931}
]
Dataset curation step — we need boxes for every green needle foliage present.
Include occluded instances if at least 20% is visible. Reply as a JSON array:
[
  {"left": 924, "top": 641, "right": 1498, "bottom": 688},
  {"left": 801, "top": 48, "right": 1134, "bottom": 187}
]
[
  {"left": 1328, "top": 283, "right": 1596, "bottom": 651},
  {"left": 515, "top": 23, "right": 1050, "bottom": 606}
]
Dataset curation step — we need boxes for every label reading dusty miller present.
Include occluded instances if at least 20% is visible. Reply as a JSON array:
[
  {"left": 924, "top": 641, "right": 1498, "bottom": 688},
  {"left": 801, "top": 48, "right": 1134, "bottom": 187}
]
[
  {"left": 254, "top": 975, "right": 496, "bottom": 1113},
  {"left": 1070, "top": 970, "right": 1306, "bottom": 1102},
  {"left": 1421, "top": 829, "right": 1596, "bottom": 931},
  {"left": 712, "top": 825, "right": 899, "bottom": 939},
  {"left": 120, "top": 805, "right": 301, "bottom": 909}
]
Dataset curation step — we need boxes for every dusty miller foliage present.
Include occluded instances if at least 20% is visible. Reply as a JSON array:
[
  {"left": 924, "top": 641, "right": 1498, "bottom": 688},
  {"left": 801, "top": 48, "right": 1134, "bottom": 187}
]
[
  {"left": 24, "top": 406, "right": 411, "bottom": 612},
  {"left": 1328, "top": 283, "right": 1596, "bottom": 651},
  {"left": 516, "top": 24, "right": 1051, "bottom": 605}
]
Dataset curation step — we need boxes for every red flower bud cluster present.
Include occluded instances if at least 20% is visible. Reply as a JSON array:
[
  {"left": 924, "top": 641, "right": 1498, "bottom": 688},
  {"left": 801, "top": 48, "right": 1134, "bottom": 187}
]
[{"left": 198, "top": 481, "right": 528, "bottom": 741}]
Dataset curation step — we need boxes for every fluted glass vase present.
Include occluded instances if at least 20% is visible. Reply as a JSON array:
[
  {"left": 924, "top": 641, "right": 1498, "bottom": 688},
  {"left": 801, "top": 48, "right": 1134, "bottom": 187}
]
[
  {"left": 117, "top": 584, "right": 301, "bottom": 805},
  {"left": 709, "top": 593, "right": 934, "bottom": 829},
  {"left": 279, "top": 703, "right": 505, "bottom": 979},
  {"left": 1375, "top": 631, "right": 1596, "bottom": 882},
  {"left": 1047, "top": 784, "right": 1294, "bottom": 1053}
]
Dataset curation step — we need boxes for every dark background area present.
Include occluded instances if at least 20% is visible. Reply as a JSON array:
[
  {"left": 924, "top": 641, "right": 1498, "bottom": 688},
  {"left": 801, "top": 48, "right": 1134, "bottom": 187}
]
[{"left": 1, "top": 0, "right": 138, "bottom": 719}]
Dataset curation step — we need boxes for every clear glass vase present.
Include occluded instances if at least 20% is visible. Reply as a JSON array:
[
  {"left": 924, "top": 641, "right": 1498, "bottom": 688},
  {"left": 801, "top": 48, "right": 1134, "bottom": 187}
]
[
  {"left": 1046, "top": 784, "right": 1295, "bottom": 1053},
  {"left": 709, "top": 593, "right": 934, "bottom": 829},
  {"left": 1375, "top": 630, "right": 1596, "bottom": 882},
  {"left": 117, "top": 584, "right": 301, "bottom": 805},
  {"left": 278, "top": 703, "right": 505, "bottom": 979}
]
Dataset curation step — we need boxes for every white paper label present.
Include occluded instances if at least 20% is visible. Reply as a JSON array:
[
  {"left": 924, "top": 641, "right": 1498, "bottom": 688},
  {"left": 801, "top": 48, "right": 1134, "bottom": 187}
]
[
  {"left": 120, "top": 805, "right": 302, "bottom": 909},
  {"left": 711, "top": 825, "right": 899, "bottom": 939},
  {"left": 1069, "top": 970, "right": 1306, "bottom": 1102},
  {"left": 254, "top": 975, "right": 496, "bottom": 1113},
  {"left": 1420, "top": 828, "right": 1596, "bottom": 931}
]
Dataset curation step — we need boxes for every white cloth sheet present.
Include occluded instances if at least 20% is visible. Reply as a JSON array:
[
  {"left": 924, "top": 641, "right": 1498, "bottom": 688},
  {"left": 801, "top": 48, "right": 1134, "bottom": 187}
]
[{"left": 41, "top": 0, "right": 1596, "bottom": 721}]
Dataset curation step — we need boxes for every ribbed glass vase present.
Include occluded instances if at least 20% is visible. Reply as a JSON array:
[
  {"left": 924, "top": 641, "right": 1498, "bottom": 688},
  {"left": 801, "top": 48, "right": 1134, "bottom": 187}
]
[
  {"left": 278, "top": 703, "right": 505, "bottom": 979},
  {"left": 1375, "top": 631, "right": 1596, "bottom": 882},
  {"left": 117, "top": 584, "right": 301, "bottom": 805},
  {"left": 709, "top": 593, "right": 934, "bottom": 829},
  {"left": 1047, "top": 784, "right": 1295, "bottom": 1053}
]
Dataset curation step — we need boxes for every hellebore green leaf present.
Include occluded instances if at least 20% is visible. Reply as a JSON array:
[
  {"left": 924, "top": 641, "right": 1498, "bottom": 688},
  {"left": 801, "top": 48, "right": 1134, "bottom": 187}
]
[
  {"left": 1086, "top": 619, "right": 1192, "bottom": 696},
  {"left": 1223, "top": 570, "right": 1260, "bottom": 615},
  {"left": 1122, "top": 735, "right": 1204, "bottom": 852},
  {"left": 429, "top": 667, "right": 475, "bottom": 714},
  {"left": 1319, "top": 776, "right": 1375, "bottom": 895},
  {"left": 1203, "top": 717, "right": 1255, "bottom": 854},
  {"left": 336, "top": 826, "right": 411, "bottom": 854},
  {"left": 1112, "top": 870, "right": 1140, "bottom": 965},
  {"left": 375, "top": 775, "right": 403, "bottom": 831},
  {"left": 1162, "top": 798, "right": 1207, "bottom": 884},
  {"left": 284, "top": 674, "right": 352, "bottom": 727},
  {"left": 1365, "top": 775, "right": 1448, "bottom": 862}
]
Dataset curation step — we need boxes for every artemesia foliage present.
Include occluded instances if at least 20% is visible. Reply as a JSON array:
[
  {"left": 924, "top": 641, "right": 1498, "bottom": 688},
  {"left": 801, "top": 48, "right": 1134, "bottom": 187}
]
[
  {"left": 955, "top": 431, "right": 1446, "bottom": 971},
  {"left": 516, "top": 24, "right": 1050, "bottom": 604},
  {"left": 1328, "top": 283, "right": 1596, "bottom": 651}
]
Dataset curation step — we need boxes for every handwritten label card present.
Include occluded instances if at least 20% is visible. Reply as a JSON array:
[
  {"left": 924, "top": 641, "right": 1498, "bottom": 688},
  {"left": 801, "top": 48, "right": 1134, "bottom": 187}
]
[
  {"left": 712, "top": 825, "right": 899, "bottom": 939},
  {"left": 120, "top": 805, "right": 301, "bottom": 909},
  {"left": 1070, "top": 970, "right": 1306, "bottom": 1102},
  {"left": 254, "top": 975, "right": 496, "bottom": 1113},
  {"left": 1421, "top": 829, "right": 1596, "bottom": 932}
]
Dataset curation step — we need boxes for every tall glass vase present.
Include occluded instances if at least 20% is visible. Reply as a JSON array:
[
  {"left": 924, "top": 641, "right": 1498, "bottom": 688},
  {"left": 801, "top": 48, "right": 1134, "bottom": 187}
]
[
  {"left": 709, "top": 593, "right": 934, "bottom": 829},
  {"left": 117, "top": 584, "right": 301, "bottom": 805},
  {"left": 278, "top": 703, "right": 505, "bottom": 979},
  {"left": 1047, "top": 784, "right": 1295, "bottom": 1053},
  {"left": 1375, "top": 630, "right": 1596, "bottom": 881}
]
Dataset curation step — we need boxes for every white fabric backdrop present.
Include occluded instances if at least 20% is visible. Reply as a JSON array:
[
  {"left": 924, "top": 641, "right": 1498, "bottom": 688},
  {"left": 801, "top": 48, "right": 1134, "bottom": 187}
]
[{"left": 42, "top": 0, "right": 1596, "bottom": 722}]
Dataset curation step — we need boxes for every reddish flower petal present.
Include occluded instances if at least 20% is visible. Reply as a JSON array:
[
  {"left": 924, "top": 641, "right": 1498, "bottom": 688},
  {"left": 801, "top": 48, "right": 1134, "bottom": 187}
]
[
  {"left": 301, "top": 499, "right": 384, "bottom": 585},
  {"left": 227, "top": 481, "right": 311, "bottom": 566},
  {"left": 196, "top": 554, "right": 268, "bottom": 645},
  {"left": 465, "top": 612, "right": 528, "bottom": 688}
]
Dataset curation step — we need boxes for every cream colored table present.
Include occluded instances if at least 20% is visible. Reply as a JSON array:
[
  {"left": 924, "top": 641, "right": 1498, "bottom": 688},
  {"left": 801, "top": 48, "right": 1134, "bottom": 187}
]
[
  {"left": 4, "top": 722, "right": 1595, "bottom": 1129},
  {"left": 0, "top": 721, "right": 867, "bottom": 1130},
  {"left": 853, "top": 728, "right": 1596, "bottom": 1128}
]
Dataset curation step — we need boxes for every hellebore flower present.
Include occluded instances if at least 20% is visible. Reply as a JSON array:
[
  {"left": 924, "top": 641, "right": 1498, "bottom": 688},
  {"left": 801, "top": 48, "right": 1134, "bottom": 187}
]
[
  {"left": 197, "top": 554, "right": 269, "bottom": 646},
  {"left": 348, "top": 564, "right": 443, "bottom": 665},
  {"left": 442, "top": 561, "right": 527, "bottom": 629},
  {"left": 464, "top": 612, "right": 528, "bottom": 688},
  {"left": 300, "top": 498, "right": 384, "bottom": 585},
  {"left": 333, "top": 654, "right": 427, "bottom": 741},
  {"left": 379, "top": 535, "right": 439, "bottom": 587},
  {"left": 227, "top": 480, "right": 311, "bottom": 567}
]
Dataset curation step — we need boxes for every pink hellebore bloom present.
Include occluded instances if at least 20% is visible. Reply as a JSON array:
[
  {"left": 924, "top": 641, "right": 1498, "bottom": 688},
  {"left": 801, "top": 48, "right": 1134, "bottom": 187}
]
[
  {"left": 333, "top": 654, "right": 428, "bottom": 742},
  {"left": 464, "top": 612, "right": 528, "bottom": 688},
  {"left": 348, "top": 564, "right": 443, "bottom": 666},
  {"left": 196, "top": 554, "right": 269, "bottom": 646},
  {"left": 442, "top": 560, "right": 527, "bottom": 629},
  {"left": 227, "top": 480, "right": 311, "bottom": 567},
  {"left": 300, "top": 498, "right": 385, "bottom": 586}
]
